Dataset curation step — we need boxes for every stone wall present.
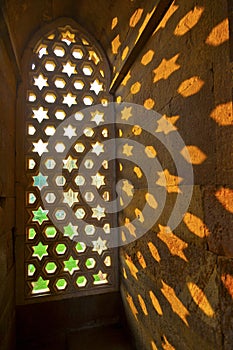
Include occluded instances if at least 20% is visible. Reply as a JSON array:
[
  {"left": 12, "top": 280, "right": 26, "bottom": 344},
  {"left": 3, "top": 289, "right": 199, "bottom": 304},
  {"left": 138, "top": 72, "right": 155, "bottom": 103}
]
[
  {"left": 0, "top": 15, "right": 17, "bottom": 350},
  {"left": 115, "top": 0, "right": 233, "bottom": 349}
]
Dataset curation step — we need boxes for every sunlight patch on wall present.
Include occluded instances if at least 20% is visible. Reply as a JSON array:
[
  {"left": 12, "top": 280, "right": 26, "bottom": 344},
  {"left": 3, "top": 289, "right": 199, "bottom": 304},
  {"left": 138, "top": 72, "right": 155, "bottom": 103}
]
[
  {"left": 126, "top": 293, "right": 138, "bottom": 320},
  {"left": 177, "top": 76, "right": 204, "bottom": 97},
  {"left": 221, "top": 274, "right": 233, "bottom": 299},
  {"left": 144, "top": 98, "right": 155, "bottom": 110},
  {"left": 210, "top": 102, "right": 233, "bottom": 125},
  {"left": 138, "top": 294, "right": 148, "bottom": 315},
  {"left": 158, "top": 225, "right": 188, "bottom": 262},
  {"left": 153, "top": 54, "right": 180, "bottom": 83},
  {"left": 149, "top": 290, "right": 163, "bottom": 315},
  {"left": 174, "top": 6, "right": 204, "bottom": 36},
  {"left": 183, "top": 212, "right": 210, "bottom": 238},
  {"left": 187, "top": 281, "right": 215, "bottom": 317},
  {"left": 141, "top": 49, "right": 154, "bottom": 66},
  {"left": 129, "top": 8, "right": 144, "bottom": 27},
  {"left": 206, "top": 19, "right": 229, "bottom": 46},
  {"left": 215, "top": 187, "right": 233, "bottom": 214},
  {"left": 156, "top": 169, "right": 183, "bottom": 194},
  {"left": 148, "top": 242, "right": 161, "bottom": 263},
  {"left": 181, "top": 145, "right": 207, "bottom": 165},
  {"left": 111, "top": 34, "right": 121, "bottom": 54}
]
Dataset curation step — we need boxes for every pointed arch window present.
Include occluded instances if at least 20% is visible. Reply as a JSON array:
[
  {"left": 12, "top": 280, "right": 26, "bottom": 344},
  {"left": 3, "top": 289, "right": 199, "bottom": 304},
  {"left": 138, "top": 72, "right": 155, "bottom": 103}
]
[{"left": 16, "top": 21, "right": 118, "bottom": 302}]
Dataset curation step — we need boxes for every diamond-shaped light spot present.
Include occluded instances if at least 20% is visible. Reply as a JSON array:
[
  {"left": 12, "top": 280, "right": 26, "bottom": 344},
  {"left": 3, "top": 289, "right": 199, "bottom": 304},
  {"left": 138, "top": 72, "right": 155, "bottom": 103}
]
[
  {"left": 28, "top": 125, "right": 36, "bottom": 135},
  {"left": 44, "top": 126, "right": 56, "bottom": 136},
  {"left": 91, "top": 110, "right": 104, "bottom": 126},
  {"left": 45, "top": 262, "right": 57, "bottom": 274},
  {"left": 91, "top": 141, "right": 104, "bottom": 156},
  {"left": 62, "top": 61, "right": 77, "bottom": 77},
  {"left": 83, "top": 96, "right": 93, "bottom": 106},
  {"left": 33, "top": 139, "right": 48, "bottom": 156},
  {"left": 45, "top": 61, "right": 56, "bottom": 71},
  {"left": 75, "top": 241, "right": 86, "bottom": 253},
  {"left": 54, "top": 46, "right": 65, "bottom": 57},
  {"left": 90, "top": 79, "right": 103, "bottom": 95},
  {"left": 28, "top": 264, "right": 36, "bottom": 276},
  {"left": 45, "top": 192, "right": 56, "bottom": 203},
  {"left": 55, "top": 110, "right": 66, "bottom": 120},
  {"left": 45, "top": 93, "right": 56, "bottom": 103},
  {"left": 84, "top": 192, "right": 94, "bottom": 202},
  {"left": 32, "top": 206, "right": 49, "bottom": 224},
  {"left": 75, "top": 208, "right": 85, "bottom": 219},
  {"left": 63, "top": 188, "right": 79, "bottom": 207},
  {"left": 63, "top": 124, "right": 77, "bottom": 139},
  {"left": 86, "top": 258, "right": 96, "bottom": 269},
  {"left": 74, "top": 143, "right": 85, "bottom": 153},
  {"left": 92, "top": 205, "right": 105, "bottom": 221},
  {"left": 85, "top": 225, "right": 95, "bottom": 235},
  {"left": 75, "top": 175, "right": 85, "bottom": 186},
  {"left": 32, "top": 241, "right": 48, "bottom": 260},
  {"left": 45, "top": 158, "right": 56, "bottom": 169},
  {"left": 34, "top": 74, "right": 48, "bottom": 90},
  {"left": 84, "top": 159, "right": 94, "bottom": 169},
  {"left": 72, "top": 48, "right": 83, "bottom": 59},
  {"left": 64, "top": 223, "right": 78, "bottom": 239},
  {"left": 32, "top": 106, "right": 49, "bottom": 123},
  {"left": 33, "top": 172, "right": 48, "bottom": 190},
  {"left": 83, "top": 127, "right": 94, "bottom": 137},
  {"left": 104, "top": 256, "right": 111, "bottom": 266},
  {"left": 45, "top": 226, "right": 57, "bottom": 238},
  {"left": 74, "top": 80, "right": 84, "bottom": 90},
  {"left": 54, "top": 78, "right": 66, "bottom": 89},
  {"left": 56, "top": 243, "right": 67, "bottom": 255},
  {"left": 32, "top": 276, "right": 49, "bottom": 294},
  {"left": 55, "top": 209, "right": 66, "bottom": 221},
  {"left": 76, "top": 276, "right": 87, "bottom": 287},
  {"left": 74, "top": 112, "right": 84, "bottom": 121},
  {"left": 28, "top": 193, "right": 36, "bottom": 204},
  {"left": 83, "top": 65, "right": 93, "bottom": 76},
  {"left": 56, "top": 278, "right": 67, "bottom": 290},
  {"left": 61, "top": 30, "right": 75, "bottom": 45},
  {"left": 93, "top": 271, "right": 108, "bottom": 285},
  {"left": 64, "top": 256, "right": 79, "bottom": 275},
  {"left": 55, "top": 175, "right": 66, "bottom": 186},
  {"left": 55, "top": 142, "right": 65, "bottom": 153},
  {"left": 63, "top": 92, "right": 77, "bottom": 107},
  {"left": 91, "top": 172, "right": 105, "bottom": 189},
  {"left": 92, "top": 237, "right": 107, "bottom": 255}
]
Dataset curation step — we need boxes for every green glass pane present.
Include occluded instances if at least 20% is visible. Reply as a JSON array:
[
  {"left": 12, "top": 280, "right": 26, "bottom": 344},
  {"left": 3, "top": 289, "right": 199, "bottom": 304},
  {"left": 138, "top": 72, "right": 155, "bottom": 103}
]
[
  {"left": 45, "top": 262, "right": 56, "bottom": 273},
  {"left": 28, "top": 264, "right": 36, "bottom": 276},
  {"left": 32, "top": 206, "right": 49, "bottom": 224},
  {"left": 45, "top": 226, "right": 57, "bottom": 238},
  {"left": 56, "top": 243, "right": 66, "bottom": 254},
  {"left": 28, "top": 228, "right": 36, "bottom": 239},
  {"left": 32, "top": 242, "right": 48, "bottom": 260},
  {"left": 64, "top": 256, "right": 79, "bottom": 274},
  {"left": 56, "top": 278, "right": 67, "bottom": 288},
  {"left": 32, "top": 276, "right": 49, "bottom": 294},
  {"left": 93, "top": 274, "right": 101, "bottom": 282}
]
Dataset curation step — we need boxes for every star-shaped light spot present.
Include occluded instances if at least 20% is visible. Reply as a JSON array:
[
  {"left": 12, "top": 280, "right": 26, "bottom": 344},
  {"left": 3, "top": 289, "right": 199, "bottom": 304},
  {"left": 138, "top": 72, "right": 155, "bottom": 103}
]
[
  {"left": 92, "top": 236, "right": 107, "bottom": 255},
  {"left": 122, "top": 143, "right": 133, "bottom": 156},
  {"left": 63, "top": 124, "right": 77, "bottom": 139},
  {"left": 32, "top": 276, "right": 49, "bottom": 294},
  {"left": 91, "top": 141, "right": 104, "bottom": 156},
  {"left": 33, "top": 172, "right": 48, "bottom": 190},
  {"left": 91, "top": 173, "right": 105, "bottom": 189},
  {"left": 64, "top": 223, "right": 78, "bottom": 239},
  {"left": 156, "top": 115, "right": 179, "bottom": 135},
  {"left": 32, "top": 206, "right": 49, "bottom": 224},
  {"left": 32, "top": 241, "right": 48, "bottom": 260},
  {"left": 32, "top": 106, "right": 49, "bottom": 123},
  {"left": 63, "top": 92, "right": 77, "bottom": 107},
  {"left": 64, "top": 256, "right": 79, "bottom": 274},
  {"left": 63, "top": 188, "right": 79, "bottom": 207},
  {"left": 121, "top": 106, "right": 132, "bottom": 120},
  {"left": 153, "top": 54, "right": 180, "bottom": 84},
  {"left": 32, "top": 139, "right": 48, "bottom": 156},
  {"left": 63, "top": 156, "right": 78, "bottom": 172},
  {"left": 91, "top": 110, "right": 104, "bottom": 125},
  {"left": 61, "top": 30, "right": 76, "bottom": 45},
  {"left": 62, "top": 61, "right": 77, "bottom": 77},
  {"left": 34, "top": 74, "right": 48, "bottom": 90},
  {"left": 122, "top": 180, "right": 134, "bottom": 197},
  {"left": 156, "top": 169, "right": 183, "bottom": 193},
  {"left": 90, "top": 79, "right": 103, "bottom": 95},
  {"left": 92, "top": 205, "right": 106, "bottom": 221}
]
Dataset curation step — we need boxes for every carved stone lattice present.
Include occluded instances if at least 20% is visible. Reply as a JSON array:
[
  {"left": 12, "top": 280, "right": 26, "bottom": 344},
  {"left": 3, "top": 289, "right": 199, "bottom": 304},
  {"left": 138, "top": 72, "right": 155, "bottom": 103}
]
[{"left": 24, "top": 24, "right": 117, "bottom": 299}]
